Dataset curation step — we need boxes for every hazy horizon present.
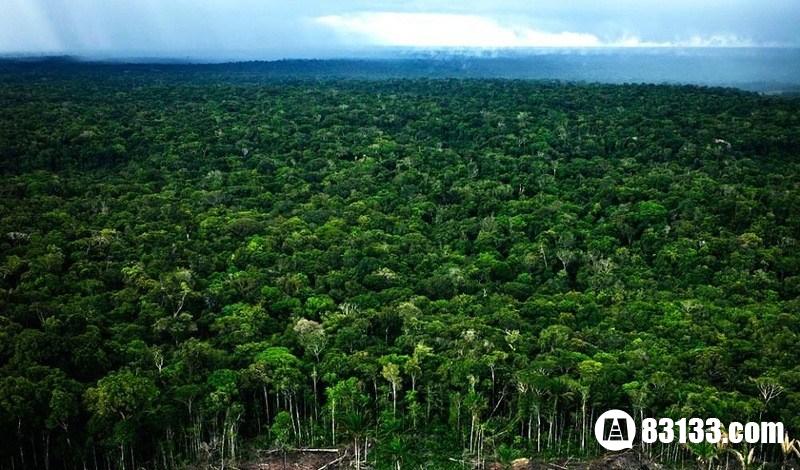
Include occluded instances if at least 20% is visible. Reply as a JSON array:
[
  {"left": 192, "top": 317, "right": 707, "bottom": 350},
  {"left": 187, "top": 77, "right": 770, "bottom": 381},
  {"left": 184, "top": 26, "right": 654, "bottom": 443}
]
[
  {"left": 4, "top": 1, "right": 800, "bottom": 60},
  {"left": 3, "top": 45, "right": 800, "bottom": 63},
  {"left": 3, "top": 2, "right": 800, "bottom": 92},
  {"left": 4, "top": 48, "right": 800, "bottom": 94}
]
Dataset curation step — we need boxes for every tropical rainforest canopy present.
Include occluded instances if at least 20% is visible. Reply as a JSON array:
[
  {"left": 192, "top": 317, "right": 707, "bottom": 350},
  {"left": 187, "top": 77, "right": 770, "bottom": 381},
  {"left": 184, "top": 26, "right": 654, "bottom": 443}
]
[{"left": 0, "top": 62, "right": 799, "bottom": 469}]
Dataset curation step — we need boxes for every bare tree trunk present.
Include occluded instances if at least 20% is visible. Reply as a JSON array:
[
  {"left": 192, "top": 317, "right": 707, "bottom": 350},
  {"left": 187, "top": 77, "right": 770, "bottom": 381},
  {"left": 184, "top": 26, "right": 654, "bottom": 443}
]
[
  {"left": 469, "top": 414, "right": 475, "bottom": 453},
  {"left": 221, "top": 409, "right": 227, "bottom": 470},
  {"left": 288, "top": 395, "right": 298, "bottom": 436},
  {"left": 527, "top": 415, "right": 532, "bottom": 443},
  {"left": 392, "top": 383, "right": 397, "bottom": 416},
  {"left": 354, "top": 436, "right": 360, "bottom": 470},
  {"left": 536, "top": 406, "right": 542, "bottom": 453},
  {"left": 331, "top": 401, "right": 336, "bottom": 446},
  {"left": 581, "top": 396, "right": 587, "bottom": 451},
  {"left": 263, "top": 386, "right": 270, "bottom": 425},
  {"left": 313, "top": 364, "right": 319, "bottom": 420},
  {"left": 296, "top": 394, "right": 302, "bottom": 444}
]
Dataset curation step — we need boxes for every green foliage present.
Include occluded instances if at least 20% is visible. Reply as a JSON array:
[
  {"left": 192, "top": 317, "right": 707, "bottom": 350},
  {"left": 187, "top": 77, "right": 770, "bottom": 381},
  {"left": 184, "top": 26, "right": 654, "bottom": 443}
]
[
  {"left": 85, "top": 370, "right": 158, "bottom": 421},
  {"left": 271, "top": 411, "right": 293, "bottom": 453},
  {"left": 0, "top": 70, "right": 798, "bottom": 469}
]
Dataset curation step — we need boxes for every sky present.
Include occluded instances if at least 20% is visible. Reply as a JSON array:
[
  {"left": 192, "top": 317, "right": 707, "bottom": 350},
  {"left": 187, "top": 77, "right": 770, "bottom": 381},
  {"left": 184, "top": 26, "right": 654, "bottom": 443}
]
[{"left": 2, "top": 0, "right": 800, "bottom": 59}]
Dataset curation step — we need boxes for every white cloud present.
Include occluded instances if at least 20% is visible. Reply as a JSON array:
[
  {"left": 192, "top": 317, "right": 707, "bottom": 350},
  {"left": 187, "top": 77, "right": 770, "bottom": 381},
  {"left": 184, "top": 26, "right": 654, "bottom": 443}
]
[
  {"left": 315, "top": 12, "right": 757, "bottom": 48},
  {"left": 610, "top": 34, "right": 754, "bottom": 47},
  {"left": 315, "top": 12, "right": 601, "bottom": 48}
]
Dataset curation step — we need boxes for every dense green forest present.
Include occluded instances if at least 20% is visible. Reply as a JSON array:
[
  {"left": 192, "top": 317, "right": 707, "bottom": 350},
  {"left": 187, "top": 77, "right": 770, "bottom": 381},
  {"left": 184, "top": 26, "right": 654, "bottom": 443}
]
[{"left": 1, "top": 64, "right": 800, "bottom": 469}]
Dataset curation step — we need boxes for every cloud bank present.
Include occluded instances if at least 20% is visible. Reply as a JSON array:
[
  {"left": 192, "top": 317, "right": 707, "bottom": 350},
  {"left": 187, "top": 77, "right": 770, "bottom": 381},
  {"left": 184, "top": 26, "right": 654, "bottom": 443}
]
[
  {"left": 316, "top": 13, "right": 601, "bottom": 48},
  {"left": 315, "top": 12, "right": 755, "bottom": 48}
]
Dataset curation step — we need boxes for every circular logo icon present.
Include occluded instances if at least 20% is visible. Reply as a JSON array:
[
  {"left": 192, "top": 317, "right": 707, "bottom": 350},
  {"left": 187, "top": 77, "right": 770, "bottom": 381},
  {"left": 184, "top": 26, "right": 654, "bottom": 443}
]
[{"left": 594, "top": 409, "right": 636, "bottom": 451}]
